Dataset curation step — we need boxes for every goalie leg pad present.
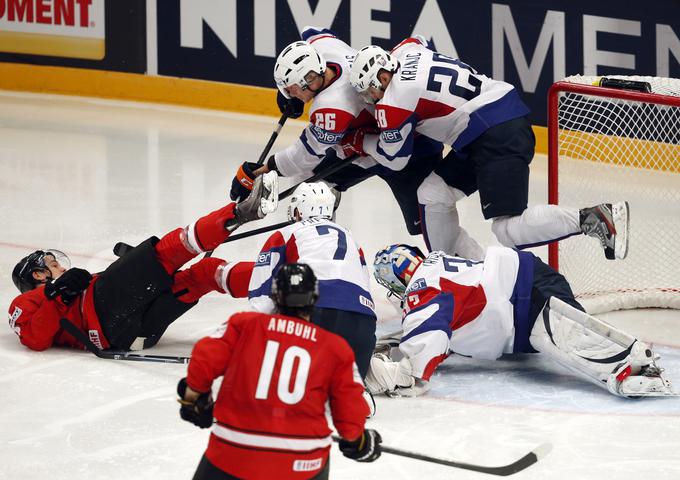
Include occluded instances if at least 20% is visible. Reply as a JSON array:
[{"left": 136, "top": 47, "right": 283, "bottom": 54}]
[{"left": 529, "top": 297, "right": 674, "bottom": 396}]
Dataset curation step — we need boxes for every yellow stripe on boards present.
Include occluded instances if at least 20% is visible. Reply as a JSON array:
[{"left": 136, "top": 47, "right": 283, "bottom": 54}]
[
  {"left": 0, "top": 32, "right": 105, "bottom": 60},
  {"left": 0, "top": 62, "right": 550, "bottom": 154}
]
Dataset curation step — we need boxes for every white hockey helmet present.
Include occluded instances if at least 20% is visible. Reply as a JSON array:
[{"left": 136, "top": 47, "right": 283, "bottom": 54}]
[
  {"left": 287, "top": 182, "right": 336, "bottom": 221},
  {"left": 274, "top": 41, "right": 326, "bottom": 99},
  {"left": 350, "top": 45, "right": 398, "bottom": 102},
  {"left": 373, "top": 244, "right": 425, "bottom": 298}
]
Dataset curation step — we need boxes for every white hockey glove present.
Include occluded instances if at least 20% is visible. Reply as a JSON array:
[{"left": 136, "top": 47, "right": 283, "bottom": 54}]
[{"left": 365, "top": 354, "right": 430, "bottom": 397}]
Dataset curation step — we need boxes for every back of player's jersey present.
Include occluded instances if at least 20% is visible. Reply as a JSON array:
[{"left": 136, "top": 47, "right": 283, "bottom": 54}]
[
  {"left": 201, "top": 311, "right": 367, "bottom": 478},
  {"left": 380, "top": 40, "right": 529, "bottom": 150},
  {"left": 403, "top": 247, "right": 525, "bottom": 359},
  {"left": 249, "top": 218, "right": 375, "bottom": 317},
  {"left": 214, "top": 312, "right": 363, "bottom": 441}
]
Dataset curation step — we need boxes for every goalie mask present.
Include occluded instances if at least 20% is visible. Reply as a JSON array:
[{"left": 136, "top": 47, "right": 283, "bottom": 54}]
[
  {"left": 274, "top": 41, "right": 326, "bottom": 99},
  {"left": 350, "top": 45, "right": 398, "bottom": 103},
  {"left": 12, "top": 249, "right": 71, "bottom": 293},
  {"left": 288, "top": 182, "right": 335, "bottom": 221},
  {"left": 373, "top": 244, "right": 425, "bottom": 298}
]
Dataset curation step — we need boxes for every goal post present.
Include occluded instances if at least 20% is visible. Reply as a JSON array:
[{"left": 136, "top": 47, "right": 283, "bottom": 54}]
[{"left": 548, "top": 75, "right": 680, "bottom": 314}]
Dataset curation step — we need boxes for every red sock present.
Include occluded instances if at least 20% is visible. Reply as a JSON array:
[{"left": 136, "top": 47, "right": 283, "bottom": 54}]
[
  {"left": 172, "top": 258, "right": 227, "bottom": 304},
  {"left": 225, "top": 261, "right": 255, "bottom": 298},
  {"left": 154, "top": 228, "right": 197, "bottom": 275},
  {"left": 186, "top": 203, "right": 237, "bottom": 252}
]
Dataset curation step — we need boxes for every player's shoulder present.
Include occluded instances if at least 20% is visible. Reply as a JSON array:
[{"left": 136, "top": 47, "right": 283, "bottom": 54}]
[
  {"left": 301, "top": 26, "right": 354, "bottom": 57},
  {"left": 228, "top": 311, "right": 268, "bottom": 328},
  {"left": 11, "top": 286, "right": 46, "bottom": 309}
]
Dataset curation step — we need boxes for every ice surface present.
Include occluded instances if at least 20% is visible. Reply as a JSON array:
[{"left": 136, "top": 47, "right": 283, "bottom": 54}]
[{"left": 1, "top": 92, "right": 679, "bottom": 480}]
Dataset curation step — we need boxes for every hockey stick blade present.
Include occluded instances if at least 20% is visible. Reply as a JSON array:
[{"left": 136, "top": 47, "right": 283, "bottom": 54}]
[
  {"left": 59, "top": 318, "right": 190, "bottom": 364},
  {"left": 331, "top": 435, "right": 551, "bottom": 476}
]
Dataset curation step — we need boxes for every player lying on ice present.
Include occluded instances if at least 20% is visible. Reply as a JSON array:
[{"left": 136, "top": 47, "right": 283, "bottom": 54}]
[
  {"left": 346, "top": 38, "right": 629, "bottom": 261},
  {"left": 366, "top": 244, "right": 675, "bottom": 398},
  {"left": 177, "top": 263, "right": 381, "bottom": 480},
  {"left": 8, "top": 173, "right": 278, "bottom": 352}
]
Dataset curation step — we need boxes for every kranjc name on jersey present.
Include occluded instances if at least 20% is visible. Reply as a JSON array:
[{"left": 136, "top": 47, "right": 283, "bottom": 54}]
[
  {"left": 248, "top": 217, "right": 375, "bottom": 317},
  {"left": 400, "top": 246, "right": 534, "bottom": 380},
  {"left": 273, "top": 27, "right": 377, "bottom": 178},
  {"left": 362, "top": 37, "right": 530, "bottom": 172}
]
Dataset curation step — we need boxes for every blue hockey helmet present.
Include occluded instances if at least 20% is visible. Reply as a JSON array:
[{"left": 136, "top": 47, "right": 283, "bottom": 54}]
[{"left": 373, "top": 244, "right": 425, "bottom": 297}]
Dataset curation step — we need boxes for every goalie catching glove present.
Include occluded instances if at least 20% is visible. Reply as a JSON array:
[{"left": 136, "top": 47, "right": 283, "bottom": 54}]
[
  {"left": 338, "top": 429, "right": 382, "bottom": 462},
  {"left": 177, "top": 378, "right": 214, "bottom": 429}
]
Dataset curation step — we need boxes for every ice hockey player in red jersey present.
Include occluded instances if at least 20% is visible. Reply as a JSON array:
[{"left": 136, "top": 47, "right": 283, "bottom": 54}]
[
  {"left": 367, "top": 244, "right": 675, "bottom": 398},
  {"left": 7, "top": 173, "right": 278, "bottom": 353},
  {"left": 347, "top": 39, "right": 629, "bottom": 261},
  {"left": 177, "top": 263, "right": 382, "bottom": 480}
]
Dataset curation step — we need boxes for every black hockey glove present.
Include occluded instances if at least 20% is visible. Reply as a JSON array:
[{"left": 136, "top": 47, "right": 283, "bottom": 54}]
[
  {"left": 338, "top": 429, "right": 382, "bottom": 462},
  {"left": 230, "top": 162, "right": 259, "bottom": 202},
  {"left": 44, "top": 267, "right": 92, "bottom": 305},
  {"left": 177, "top": 378, "right": 214, "bottom": 429},
  {"left": 276, "top": 90, "right": 305, "bottom": 119}
]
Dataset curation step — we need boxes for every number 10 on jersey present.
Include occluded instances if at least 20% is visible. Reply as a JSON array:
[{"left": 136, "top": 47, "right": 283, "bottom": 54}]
[{"left": 255, "top": 340, "right": 312, "bottom": 405}]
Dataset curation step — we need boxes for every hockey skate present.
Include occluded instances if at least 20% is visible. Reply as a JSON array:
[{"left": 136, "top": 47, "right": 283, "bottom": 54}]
[
  {"left": 579, "top": 201, "right": 629, "bottom": 260},
  {"left": 230, "top": 171, "right": 279, "bottom": 228},
  {"left": 606, "top": 348, "right": 678, "bottom": 397}
]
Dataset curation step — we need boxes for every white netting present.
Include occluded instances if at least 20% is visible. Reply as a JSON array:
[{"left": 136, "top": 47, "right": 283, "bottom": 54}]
[{"left": 552, "top": 75, "right": 680, "bottom": 314}]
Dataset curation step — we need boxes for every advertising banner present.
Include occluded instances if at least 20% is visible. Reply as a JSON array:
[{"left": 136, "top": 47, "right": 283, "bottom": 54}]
[
  {"left": 0, "top": 0, "right": 105, "bottom": 60},
  {"left": 156, "top": 0, "right": 680, "bottom": 125},
  {"left": 0, "top": 0, "right": 145, "bottom": 72}
]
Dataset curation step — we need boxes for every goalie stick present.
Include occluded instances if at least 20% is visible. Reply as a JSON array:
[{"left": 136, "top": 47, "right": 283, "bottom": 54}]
[
  {"left": 59, "top": 318, "right": 190, "bottom": 364},
  {"left": 331, "top": 435, "right": 551, "bottom": 476}
]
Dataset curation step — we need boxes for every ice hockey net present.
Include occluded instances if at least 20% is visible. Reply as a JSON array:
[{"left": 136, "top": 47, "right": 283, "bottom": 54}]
[{"left": 548, "top": 75, "right": 680, "bottom": 314}]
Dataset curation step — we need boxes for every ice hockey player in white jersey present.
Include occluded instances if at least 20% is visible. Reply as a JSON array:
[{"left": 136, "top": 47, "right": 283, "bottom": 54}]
[
  {"left": 248, "top": 181, "right": 377, "bottom": 378},
  {"left": 345, "top": 38, "right": 629, "bottom": 261},
  {"left": 229, "top": 27, "right": 477, "bottom": 251},
  {"left": 366, "top": 244, "right": 675, "bottom": 398}
]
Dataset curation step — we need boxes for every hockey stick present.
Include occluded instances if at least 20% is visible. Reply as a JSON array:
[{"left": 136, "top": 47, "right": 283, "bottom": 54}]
[
  {"left": 256, "top": 112, "right": 288, "bottom": 165},
  {"left": 279, "top": 151, "right": 358, "bottom": 200},
  {"left": 204, "top": 113, "right": 289, "bottom": 259},
  {"left": 59, "top": 318, "right": 190, "bottom": 364},
  {"left": 331, "top": 435, "right": 551, "bottom": 476}
]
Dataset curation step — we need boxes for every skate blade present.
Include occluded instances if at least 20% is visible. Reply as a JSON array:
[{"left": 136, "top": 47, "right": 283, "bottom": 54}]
[{"left": 612, "top": 201, "right": 629, "bottom": 260}]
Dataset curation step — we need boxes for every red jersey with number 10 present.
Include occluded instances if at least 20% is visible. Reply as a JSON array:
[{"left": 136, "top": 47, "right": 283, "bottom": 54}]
[{"left": 187, "top": 311, "right": 368, "bottom": 480}]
